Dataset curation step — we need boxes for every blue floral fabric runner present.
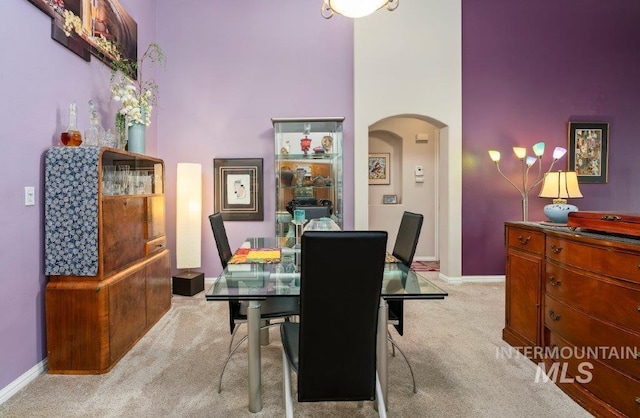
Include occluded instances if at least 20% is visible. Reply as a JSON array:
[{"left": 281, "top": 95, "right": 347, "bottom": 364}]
[{"left": 44, "top": 146, "right": 100, "bottom": 276}]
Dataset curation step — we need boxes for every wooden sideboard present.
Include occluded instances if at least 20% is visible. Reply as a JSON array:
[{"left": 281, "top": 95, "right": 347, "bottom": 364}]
[
  {"left": 504, "top": 221, "right": 640, "bottom": 417},
  {"left": 44, "top": 147, "right": 171, "bottom": 374}
]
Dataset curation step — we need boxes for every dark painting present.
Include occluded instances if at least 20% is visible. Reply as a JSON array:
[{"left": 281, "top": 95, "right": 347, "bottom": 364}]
[{"left": 26, "top": 0, "right": 137, "bottom": 66}]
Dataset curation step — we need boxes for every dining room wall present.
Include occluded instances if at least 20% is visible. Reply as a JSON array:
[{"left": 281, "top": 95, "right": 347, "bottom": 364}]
[
  {"left": 155, "top": 1, "right": 354, "bottom": 279},
  {"left": 0, "top": 0, "right": 158, "bottom": 398},
  {"left": 461, "top": 0, "right": 640, "bottom": 275}
]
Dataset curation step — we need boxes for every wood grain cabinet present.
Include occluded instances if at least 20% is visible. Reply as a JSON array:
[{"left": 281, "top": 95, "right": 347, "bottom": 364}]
[
  {"left": 44, "top": 147, "right": 171, "bottom": 374},
  {"left": 504, "top": 221, "right": 640, "bottom": 417},
  {"left": 503, "top": 223, "right": 545, "bottom": 354}
]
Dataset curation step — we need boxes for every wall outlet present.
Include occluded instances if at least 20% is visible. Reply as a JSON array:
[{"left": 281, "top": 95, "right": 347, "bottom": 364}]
[{"left": 25, "top": 187, "right": 35, "bottom": 206}]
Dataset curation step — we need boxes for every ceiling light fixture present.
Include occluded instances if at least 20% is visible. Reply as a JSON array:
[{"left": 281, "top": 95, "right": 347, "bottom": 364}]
[{"left": 321, "top": 0, "right": 399, "bottom": 19}]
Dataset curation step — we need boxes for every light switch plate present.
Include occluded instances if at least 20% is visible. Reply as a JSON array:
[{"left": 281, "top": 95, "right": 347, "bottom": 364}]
[{"left": 25, "top": 187, "right": 35, "bottom": 206}]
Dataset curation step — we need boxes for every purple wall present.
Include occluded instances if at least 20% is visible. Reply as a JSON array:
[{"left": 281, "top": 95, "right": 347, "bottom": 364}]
[
  {"left": 462, "top": 0, "right": 640, "bottom": 275},
  {"left": 155, "top": 2, "right": 354, "bottom": 279},
  {"left": 0, "top": 0, "right": 157, "bottom": 394}
]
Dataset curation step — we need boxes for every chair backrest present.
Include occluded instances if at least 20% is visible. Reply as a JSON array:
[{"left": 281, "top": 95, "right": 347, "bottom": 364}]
[
  {"left": 297, "top": 230, "right": 388, "bottom": 402},
  {"left": 209, "top": 212, "right": 233, "bottom": 268},
  {"left": 392, "top": 211, "right": 424, "bottom": 267},
  {"left": 293, "top": 205, "right": 331, "bottom": 221}
]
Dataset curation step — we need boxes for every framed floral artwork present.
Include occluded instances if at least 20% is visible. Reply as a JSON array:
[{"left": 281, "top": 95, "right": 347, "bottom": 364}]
[
  {"left": 214, "top": 158, "right": 264, "bottom": 221},
  {"left": 368, "top": 153, "right": 390, "bottom": 185},
  {"left": 567, "top": 122, "right": 609, "bottom": 184}
]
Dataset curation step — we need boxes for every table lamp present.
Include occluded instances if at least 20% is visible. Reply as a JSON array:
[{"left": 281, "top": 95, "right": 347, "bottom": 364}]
[
  {"left": 538, "top": 171, "right": 583, "bottom": 225},
  {"left": 173, "top": 163, "right": 204, "bottom": 296}
]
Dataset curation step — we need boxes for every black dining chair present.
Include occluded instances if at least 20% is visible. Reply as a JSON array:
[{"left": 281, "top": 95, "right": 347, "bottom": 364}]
[
  {"left": 280, "top": 230, "right": 388, "bottom": 417},
  {"left": 208, "top": 213, "right": 299, "bottom": 393},
  {"left": 387, "top": 210, "right": 423, "bottom": 393}
]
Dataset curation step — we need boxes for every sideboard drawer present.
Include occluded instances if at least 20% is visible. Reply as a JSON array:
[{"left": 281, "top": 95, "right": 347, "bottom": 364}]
[
  {"left": 546, "top": 236, "right": 640, "bottom": 284},
  {"left": 548, "top": 331, "right": 640, "bottom": 418},
  {"left": 545, "top": 295, "right": 640, "bottom": 379},
  {"left": 506, "top": 226, "right": 545, "bottom": 255},
  {"left": 546, "top": 261, "right": 640, "bottom": 333}
]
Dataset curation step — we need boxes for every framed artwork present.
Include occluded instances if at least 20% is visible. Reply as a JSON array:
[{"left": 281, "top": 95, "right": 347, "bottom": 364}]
[
  {"left": 368, "top": 153, "right": 390, "bottom": 185},
  {"left": 25, "top": 0, "right": 137, "bottom": 68},
  {"left": 383, "top": 194, "right": 398, "bottom": 204},
  {"left": 567, "top": 122, "right": 609, "bottom": 184},
  {"left": 214, "top": 158, "right": 264, "bottom": 221}
]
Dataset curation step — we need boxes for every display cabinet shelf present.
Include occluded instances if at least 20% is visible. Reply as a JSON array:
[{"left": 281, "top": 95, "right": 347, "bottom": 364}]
[{"left": 272, "top": 117, "right": 344, "bottom": 242}]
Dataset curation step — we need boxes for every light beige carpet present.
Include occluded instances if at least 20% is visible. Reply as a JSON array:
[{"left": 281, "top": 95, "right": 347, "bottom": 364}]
[{"left": 0, "top": 276, "right": 593, "bottom": 417}]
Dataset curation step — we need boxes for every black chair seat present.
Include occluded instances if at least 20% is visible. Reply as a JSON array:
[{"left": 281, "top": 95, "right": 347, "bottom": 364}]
[
  {"left": 280, "top": 322, "right": 300, "bottom": 373},
  {"left": 238, "top": 298, "right": 299, "bottom": 319}
]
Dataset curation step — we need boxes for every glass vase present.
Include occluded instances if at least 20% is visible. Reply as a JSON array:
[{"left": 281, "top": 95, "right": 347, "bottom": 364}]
[{"left": 127, "top": 108, "right": 146, "bottom": 154}]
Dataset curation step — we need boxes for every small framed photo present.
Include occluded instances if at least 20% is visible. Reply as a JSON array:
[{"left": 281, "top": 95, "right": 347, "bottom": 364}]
[
  {"left": 568, "top": 122, "right": 609, "bottom": 184},
  {"left": 213, "top": 158, "right": 264, "bottom": 221},
  {"left": 383, "top": 194, "right": 398, "bottom": 204},
  {"left": 368, "top": 153, "right": 390, "bottom": 185}
]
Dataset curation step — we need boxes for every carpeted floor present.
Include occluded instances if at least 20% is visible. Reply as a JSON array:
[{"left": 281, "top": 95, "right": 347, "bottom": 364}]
[{"left": 0, "top": 276, "right": 593, "bottom": 417}]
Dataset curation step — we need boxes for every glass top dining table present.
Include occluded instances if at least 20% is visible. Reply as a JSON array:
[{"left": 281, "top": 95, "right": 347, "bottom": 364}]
[{"left": 205, "top": 236, "right": 448, "bottom": 413}]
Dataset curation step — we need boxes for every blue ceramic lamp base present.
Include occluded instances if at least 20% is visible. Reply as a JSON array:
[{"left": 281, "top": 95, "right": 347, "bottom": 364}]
[{"left": 543, "top": 202, "right": 579, "bottom": 225}]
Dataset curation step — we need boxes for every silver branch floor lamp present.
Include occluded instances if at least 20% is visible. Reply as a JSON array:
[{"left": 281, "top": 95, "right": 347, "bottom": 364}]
[{"left": 488, "top": 142, "right": 567, "bottom": 222}]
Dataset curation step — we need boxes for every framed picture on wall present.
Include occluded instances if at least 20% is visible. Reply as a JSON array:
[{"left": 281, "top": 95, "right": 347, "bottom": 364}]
[
  {"left": 567, "top": 122, "right": 609, "bottom": 183},
  {"left": 25, "top": 0, "right": 138, "bottom": 67},
  {"left": 368, "top": 153, "right": 390, "bottom": 185},
  {"left": 213, "top": 158, "right": 264, "bottom": 221},
  {"left": 383, "top": 194, "right": 398, "bottom": 204}
]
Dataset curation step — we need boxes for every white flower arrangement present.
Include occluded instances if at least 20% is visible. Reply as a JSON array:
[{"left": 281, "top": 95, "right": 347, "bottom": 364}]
[{"left": 62, "top": 10, "right": 166, "bottom": 146}]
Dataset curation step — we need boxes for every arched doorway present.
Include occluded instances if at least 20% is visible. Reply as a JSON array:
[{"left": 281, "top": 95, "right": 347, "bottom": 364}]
[{"left": 367, "top": 115, "right": 442, "bottom": 261}]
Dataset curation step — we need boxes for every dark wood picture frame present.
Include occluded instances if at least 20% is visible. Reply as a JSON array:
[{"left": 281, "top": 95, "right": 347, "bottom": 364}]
[
  {"left": 25, "top": 0, "right": 137, "bottom": 68},
  {"left": 567, "top": 122, "right": 609, "bottom": 184},
  {"left": 214, "top": 158, "right": 264, "bottom": 221}
]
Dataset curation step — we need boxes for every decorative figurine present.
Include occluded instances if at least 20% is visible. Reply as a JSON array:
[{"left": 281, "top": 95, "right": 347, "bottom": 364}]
[
  {"left": 321, "top": 135, "right": 333, "bottom": 153},
  {"left": 300, "top": 136, "right": 312, "bottom": 155}
]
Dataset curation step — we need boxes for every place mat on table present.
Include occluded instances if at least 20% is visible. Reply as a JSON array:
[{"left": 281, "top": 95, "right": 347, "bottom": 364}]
[
  {"left": 228, "top": 247, "right": 282, "bottom": 264},
  {"left": 385, "top": 252, "right": 401, "bottom": 263}
]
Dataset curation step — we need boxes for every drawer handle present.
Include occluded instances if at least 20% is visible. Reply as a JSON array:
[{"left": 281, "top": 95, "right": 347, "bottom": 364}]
[
  {"left": 549, "top": 276, "right": 561, "bottom": 286},
  {"left": 636, "top": 397, "right": 640, "bottom": 404},
  {"left": 549, "top": 310, "right": 561, "bottom": 321},
  {"left": 550, "top": 244, "right": 563, "bottom": 254},
  {"left": 517, "top": 235, "right": 531, "bottom": 245},
  {"left": 601, "top": 215, "right": 621, "bottom": 221}
]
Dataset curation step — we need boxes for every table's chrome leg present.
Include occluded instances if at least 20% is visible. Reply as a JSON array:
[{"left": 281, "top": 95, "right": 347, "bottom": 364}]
[
  {"left": 376, "top": 297, "right": 388, "bottom": 410},
  {"left": 248, "top": 300, "right": 262, "bottom": 412}
]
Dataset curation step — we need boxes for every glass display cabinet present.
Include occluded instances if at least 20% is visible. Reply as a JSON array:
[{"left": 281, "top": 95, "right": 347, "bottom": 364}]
[{"left": 272, "top": 117, "right": 344, "bottom": 245}]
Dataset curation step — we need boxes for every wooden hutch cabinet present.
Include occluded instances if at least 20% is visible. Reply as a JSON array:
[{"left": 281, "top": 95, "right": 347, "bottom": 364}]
[
  {"left": 44, "top": 147, "right": 171, "bottom": 374},
  {"left": 504, "top": 221, "right": 640, "bottom": 417}
]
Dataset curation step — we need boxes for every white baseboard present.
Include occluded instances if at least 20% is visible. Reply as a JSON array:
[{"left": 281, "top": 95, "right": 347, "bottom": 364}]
[
  {"left": 0, "top": 358, "right": 47, "bottom": 405},
  {"left": 438, "top": 273, "right": 505, "bottom": 284}
]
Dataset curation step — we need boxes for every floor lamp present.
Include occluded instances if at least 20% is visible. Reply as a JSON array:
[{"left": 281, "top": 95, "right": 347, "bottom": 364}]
[{"left": 172, "top": 163, "right": 204, "bottom": 296}]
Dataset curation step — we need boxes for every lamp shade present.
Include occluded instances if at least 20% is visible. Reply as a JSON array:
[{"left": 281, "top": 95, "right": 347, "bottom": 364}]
[
  {"left": 539, "top": 171, "right": 583, "bottom": 199},
  {"left": 539, "top": 171, "right": 583, "bottom": 224},
  {"left": 176, "top": 163, "right": 202, "bottom": 269}
]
